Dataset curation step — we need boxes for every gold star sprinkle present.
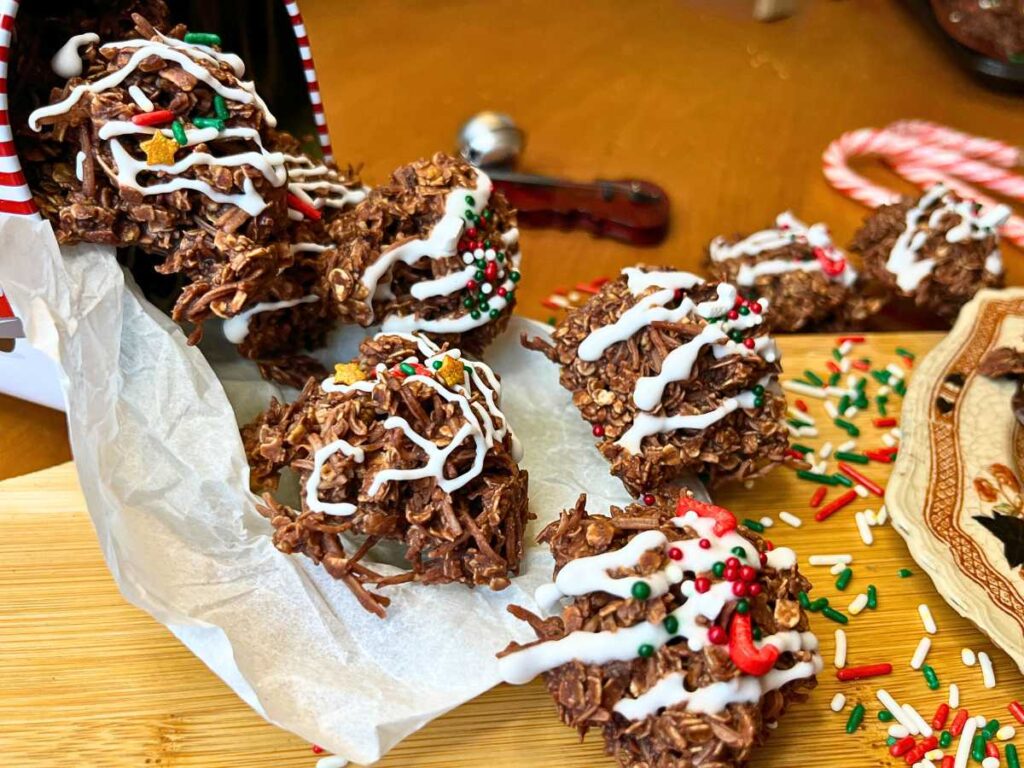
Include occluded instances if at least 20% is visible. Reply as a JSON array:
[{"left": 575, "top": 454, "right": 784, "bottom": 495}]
[
  {"left": 435, "top": 356, "right": 464, "bottom": 387},
  {"left": 333, "top": 362, "right": 368, "bottom": 385},
  {"left": 139, "top": 131, "right": 179, "bottom": 166}
]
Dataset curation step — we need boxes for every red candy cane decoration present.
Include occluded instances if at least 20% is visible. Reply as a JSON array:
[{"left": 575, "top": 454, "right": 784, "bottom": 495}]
[{"left": 822, "top": 120, "right": 1024, "bottom": 247}]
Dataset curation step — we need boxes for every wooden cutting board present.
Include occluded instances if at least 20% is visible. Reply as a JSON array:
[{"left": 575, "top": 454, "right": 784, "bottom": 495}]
[{"left": 2, "top": 332, "right": 1022, "bottom": 768}]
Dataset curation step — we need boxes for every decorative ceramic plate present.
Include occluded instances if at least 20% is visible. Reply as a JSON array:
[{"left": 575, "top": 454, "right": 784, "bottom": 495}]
[{"left": 888, "top": 288, "right": 1024, "bottom": 674}]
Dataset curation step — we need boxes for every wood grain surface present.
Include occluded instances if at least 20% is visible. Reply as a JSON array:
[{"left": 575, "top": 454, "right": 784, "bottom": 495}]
[{"left": 4, "top": 332, "right": 1024, "bottom": 768}]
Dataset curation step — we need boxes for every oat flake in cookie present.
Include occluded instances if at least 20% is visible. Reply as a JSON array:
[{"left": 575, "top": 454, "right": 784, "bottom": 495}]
[
  {"left": 242, "top": 332, "right": 529, "bottom": 617},
  {"left": 524, "top": 266, "right": 787, "bottom": 497},
  {"left": 707, "top": 212, "right": 870, "bottom": 332},
  {"left": 322, "top": 153, "right": 522, "bottom": 356},
  {"left": 851, "top": 183, "right": 1010, "bottom": 322},
  {"left": 498, "top": 495, "right": 820, "bottom": 768}
]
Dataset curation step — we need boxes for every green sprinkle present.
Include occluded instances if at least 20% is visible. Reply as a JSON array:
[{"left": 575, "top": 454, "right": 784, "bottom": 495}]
[
  {"left": 663, "top": 615, "right": 679, "bottom": 635},
  {"left": 835, "top": 567, "right": 853, "bottom": 591},
  {"left": 854, "top": 393, "right": 869, "bottom": 409},
  {"left": 895, "top": 380, "right": 907, "bottom": 396},
  {"left": 193, "top": 116, "right": 224, "bottom": 130},
  {"left": 489, "top": 308, "right": 500, "bottom": 319},
  {"left": 735, "top": 599, "right": 750, "bottom": 614},
  {"left": 432, "top": 360, "right": 443, "bottom": 370},
  {"left": 838, "top": 394, "right": 851, "bottom": 413},
  {"left": 464, "top": 194, "right": 475, "bottom": 205},
  {"left": 876, "top": 396, "right": 888, "bottom": 416},
  {"left": 983, "top": 719, "right": 1000, "bottom": 739},
  {"left": 637, "top": 643, "right": 655, "bottom": 659},
  {"left": 828, "top": 372, "right": 841, "bottom": 386},
  {"left": 922, "top": 664, "right": 939, "bottom": 690},
  {"left": 213, "top": 94, "right": 229, "bottom": 120},
  {"left": 184, "top": 31, "right": 222, "bottom": 46},
  {"left": 804, "top": 370, "right": 824, "bottom": 386},
  {"left": 972, "top": 733, "right": 986, "bottom": 762},
  {"left": 798, "top": 591, "right": 811, "bottom": 609},
  {"left": 832, "top": 473, "right": 854, "bottom": 488},
  {"left": 791, "top": 444, "right": 814, "bottom": 455},
  {"left": 867, "top": 584, "right": 878, "bottom": 609},
  {"left": 855, "top": 377, "right": 867, "bottom": 391},
  {"left": 822, "top": 606, "right": 849, "bottom": 624},
  {"left": 807, "top": 597, "right": 830, "bottom": 612},
  {"left": 797, "top": 470, "right": 838, "bottom": 485},
  {"left": 939, "top": 730, "right": 952, "bottom": 748},
  {"left": 470, "top": 310, "right": 481, "bottom": 320},
  {"left": 742, "top": 518, "right": 765, "bottom": 533},
  {"left": 712, "top": 561, "right": 725, "bottom": 578},
  {"left": 399, "top": 362, "right": 415, "bottom": 376},
  {"left": 895, "top": 347, "right": 915, "bottom": 360},
  {"left": 878, "top": 710, "right": 894, "bottom": 722},
  {"left": 788, "top": 417, "right": 812, "bottom": 429},
  {"left": 547, "top": 317, "right": 556, "bottom": 326},
  {"left": 871, "top": 370, "right": 891, "bottom": 385},
  {"left": 1007, "top": 744, "right": 1020, "bottom": 768},
  {"left": 832, "top": 348, "right": 843, "bottom": 362},
  {"left": 835, "top": 451, "right": 869, "bottom": 464},
  {"left": 886, "top": 736, "right": 897, "bottom": 747},
  {"left": 898, "top": 568, "right": 913, "bottom": 578},
  {"left": 845, "top": 703, "right": 865, "bottom": 733},
  {"left": 731, "top": 546, "right": 747, "bottom": 559},
  {"left": 631, "top": 581, "right": 652, "bottom": 601},
  {"left": 171, "top": 119, "right": 188, "bottom": 145},
  {"left": 834, "top": 418, "right": 860, "bottom": 436}
]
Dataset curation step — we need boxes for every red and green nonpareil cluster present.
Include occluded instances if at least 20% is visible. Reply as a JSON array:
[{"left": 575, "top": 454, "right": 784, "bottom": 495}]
[
  {"left": 705, "top": 293, "right": 763, "bottom": 349},
  {"left": 458, "top": 197, "right": 520, "bottom": 322}
]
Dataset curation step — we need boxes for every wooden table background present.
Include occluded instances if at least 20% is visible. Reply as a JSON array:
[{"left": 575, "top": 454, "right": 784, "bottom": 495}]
[{"left": 3, "top": 1, "right": 1024, "bottom": 766}]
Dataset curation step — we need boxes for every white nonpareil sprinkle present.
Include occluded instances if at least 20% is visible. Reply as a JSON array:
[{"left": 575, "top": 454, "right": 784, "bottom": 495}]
[
  {"left": 819, "top": 440, "right": 834, "bottom": 458},
  {"left": 948, "top": 682, "right": 960, "bottom": 708},
  {"left": 809, "top": 554, "right": 853, "bottom": 566},
  {"left": 925, "top": 749, "right": 944, "bottom": 761},
  {"left": 317, "top": 757, "right": 348, "bottom": 768},
  {"left": 830, "top": 692, "right": 847, "bottom": 712},
  {"left": 743, "top": 480, "right": 754, "bottom": 490},
  {"left": 888, "top": 723, "right": 910, "bottom": 739},
  {"left": 997, "top": 725, "right": 1016, "bottom": 741},
  {"left": 982, "top": 757, "right": 1000, "bottom": 768},
  {"left": 918, "top": 759, "right": 938, "bottom": 768},
  {"left": 919, "top": 604, "right": 938, "bottom": 635},
  {"left": 797, "top": 426, "right": 819, "bottom": 438},
  {"left": 834, "top": 629, "right": 847, "bottom": 668},
  {"left": 844, "top": 406, "right": 858, "bottom": 419},
  {"left": 902, "top": 702, "right": 933, "bottom": 738},
  {"left": 826, "top": 386, "right": 853, "bottom": 398},
  {"left": 854, "top": 484, "right": 870, "bottom": 499},
  {"left": 783, "top": 380, "right": 827, "bottom": 399},
  {"left": 978, "top": 651, "right": 996, "bottom": 688},
  {"left": 840, "top": 357, "right": 851, "bottom": 373},
  {"left": 961, "top": 648, "right": 976, "bottom": 666},
  {"left": 789, "top": 406, "right": 815, "bottom": 424},
  {"left": 838, "top": 439, "right": 857, "bottom": 452},
  {"left": 848, "top": 593, "right": 869, "bottom": 615},
  {"left": 864, "top": 508, "right": 877, "bottom": 526},
  {"left": 877, "top": 506, "right": 889, "bottom": 525},
  {"left": 954, "top": 715, "right": 978, "bottom": 768},
  {"left": 877, "top": 689, "right": 918, "bottom": 735},
  {"left": 910, "top": 637, "right": 932, "bottom": 670},
  {"left": 886, "top": 363, "right": 905, "bottom": 379},
  {"left": 855, "top": 511, "right": 874, "bottom": 545},
  {"left": 879, "top": 385, "right": 891, "bottom": 396},
  {"left": 892, "top": 427, "right": 903, "bottom": 439},
  {"left": 975, "top": 715, "right": 987, "bottom": 728},
  {"left": 882, "top": 433, "right": 897, "bottom": 447},
  {"left": 779, "top": 511, "right": 803, "bottom": 528},
  {"left": 824, "top": 400, "right": 839, "bottom": 419},
  {"left": 830, "top": 561, "right": 847, "bottom": 575},
  {"left": 812, "top": 461, "right": 828, "bottom": 474},
  {"left": 840, "top": 341, "right": 854, "bottom": 356},
  {"left": 759, "top": 516, "right": 773, "bottom": 528}
]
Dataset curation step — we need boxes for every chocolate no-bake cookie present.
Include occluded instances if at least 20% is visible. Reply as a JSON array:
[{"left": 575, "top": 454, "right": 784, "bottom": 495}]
[
  {"left": 242, "top": 331, "right": 529, "bottom": 616},
  {"left": 524, "top": 266, "right": 787, "bottom": 496},
  {"left": 498, "top": 494, "right": 820, "bottom": 768}
]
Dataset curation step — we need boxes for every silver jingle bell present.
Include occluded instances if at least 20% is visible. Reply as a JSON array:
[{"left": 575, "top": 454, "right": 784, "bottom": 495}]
[{"left": 456, "top": 111, "right": 526, "bottom": 168}]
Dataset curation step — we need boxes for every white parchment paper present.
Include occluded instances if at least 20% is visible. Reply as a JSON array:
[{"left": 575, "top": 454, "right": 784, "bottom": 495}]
[{"left": 0, "top": 215, "right": 705, "bottom": 763}]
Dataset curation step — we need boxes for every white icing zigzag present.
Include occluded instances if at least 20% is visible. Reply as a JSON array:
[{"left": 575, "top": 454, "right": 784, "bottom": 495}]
[
  {"left": 884, "top": 184, "right": 1010, "bottom": 293},
  {"left": 577, "top": 268, "right": 780, "bottom": 455},
  {"left": 306, "top": 332, "right": 522, "bottom": 516},
  {"left": 499, "top": 509, "right": 819, "bottom": 720},
  {"left": 283, "top": 153, "right": 368, "bottom": 221},
  {"left": 709, "top": 211, "right": 856, "bottom": 289}
]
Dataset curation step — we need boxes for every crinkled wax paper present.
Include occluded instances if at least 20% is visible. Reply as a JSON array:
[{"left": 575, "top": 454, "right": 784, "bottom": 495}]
[{"left": 0, "top": 215, "right": 707, "bottom": 764}]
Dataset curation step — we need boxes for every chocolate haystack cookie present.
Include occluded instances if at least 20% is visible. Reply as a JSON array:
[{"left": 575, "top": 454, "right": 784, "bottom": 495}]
[
  {"left": 498, "top": 495, "right": 820, "bottom": 768},
  {"left": 322, "top": 153, "right": 522, "bottom": 355},
  {"left": 242, "top": 331, "right": 529, "bottom": 616},
  {"left": 851, "top": 184, "right": 1010, "bottom": 322},
  {"left": 980, "top": 343, "right": 1024, "bottom": 431},
  {"left": 524, "top": 266, "right": 787, "bottom": 496},
  {"left": 707, "top": 212, "right": 877, "bottom": 332}
]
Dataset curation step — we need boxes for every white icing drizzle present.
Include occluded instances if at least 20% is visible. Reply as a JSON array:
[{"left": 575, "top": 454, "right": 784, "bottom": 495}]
[
  {"left": 710, "top": 211, "right": 855, "bottom": 288},
  {"left": 305, "top": 439, "right": 365, "bottom": 515},
  {"left": 51, "top": 33, "right": 100, "bottom": 78},
  {"left": 282, "top": 154, "right": 368, "bottom": 216},
  {"left": 75, "top": 152, "right": 85, "bottom": 182},
  {"left": 290, "top": 242, "right": 329, "bottom": 256},
  {"left": 222, "top": 295, "right": 319, "bottom": 344},
  {"left": 500, "top": 509, "right": 816, "bottom": 711},
  {"left": 985, "top": 251, "right": 1002, "bottom": 275},
  {"left": 127, "top": 84, "right": 154, "bottom": 112},
  {"left": 307, "top": 333, "right": 521, "bottom": 515},
  {"left": 30, "top": 36, "right": 276, "bottom": 131},
  {"left": 613, "top": 633, "right": 821, "bottom": 719},
  {"left": 885, "top": 184, "right": 1011, "bottom": 292}
]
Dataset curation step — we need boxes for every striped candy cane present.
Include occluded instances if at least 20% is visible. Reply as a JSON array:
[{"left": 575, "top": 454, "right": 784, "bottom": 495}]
[
  {"left": 282, "top": 1, "right": 334, "bottom": 165},
  {"left": 0, "top": 0, "right": 38, "bottom": 219}
]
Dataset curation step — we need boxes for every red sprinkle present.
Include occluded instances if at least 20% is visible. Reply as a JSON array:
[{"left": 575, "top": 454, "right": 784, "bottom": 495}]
[
  {"left": 901, "top": 354, "right": 914, "bottom": 369},
  {"left": 794, "top": 398, "right": 808, "bottom": 412},
  {"left": 941, "top": 757, "right": 954, "bottom": 768},
  {"left": 312, "top": 745, "right": 325, "bottom": 755},
  {"left": 786, "top": 448, "right": 806, "bottom": 460},
  {"left": 642, "top": 493, "right": 656, "bottom": 506},
  {"left": 131, "top": 109, "right": 175, "bottom": 126},
  {"left": 826, "top": 361, "right": 841, "bottom": 374},
  {"left": 873, "top": 417, "right": 898, "bottom": 428},
  {"left": 836, "top": 462, "right": 885, "bottom": 497},
  {"left": 694, "top": 577, "right": 711, "bottom": 593},
  {"left": 835, "top": 662, "right": 892, "bottom": 682},
  {"left": 890, "top": 736, "right": 915, "bottom": 757},
  {"left": 286, "top": 192, "right": 322, "bottom": 221},
  {"left": 668, "top": 547, "right": 683, "bottom": 560},
  {"left": 1010, "top": 700, "right": 1024, "bottom": 724},
  {"left": 986, "top": 742, "right": 999, "bottom": 760},
  {"left": 575, "top": 281, "right": 602, "bottom": 294},
  {"left": 879, "top": 445, "right": 900, "bottom": 455},
  {"left": 814, "top": 489, "right": 857, "bottom": 522},
  {"left": 809, "top": 486, "right": 827, "bottom": 508},
  {"left": 865, "top": 450, "right": 894, "bottom": 463},
  {"left": 851, "top": 359, "right": 870, "bottom": 371},
  {"left": 837, "top": 336, "right": 866, "bottom": 344},
  {"left": 932, "top": 702, "right": 950, "bottom": 730},
  {"left": 592, "top": 424, "right": 605, "bottom": 438},
  {"left": 950, "top": 708, "right": 970, "bottom": 737}
]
